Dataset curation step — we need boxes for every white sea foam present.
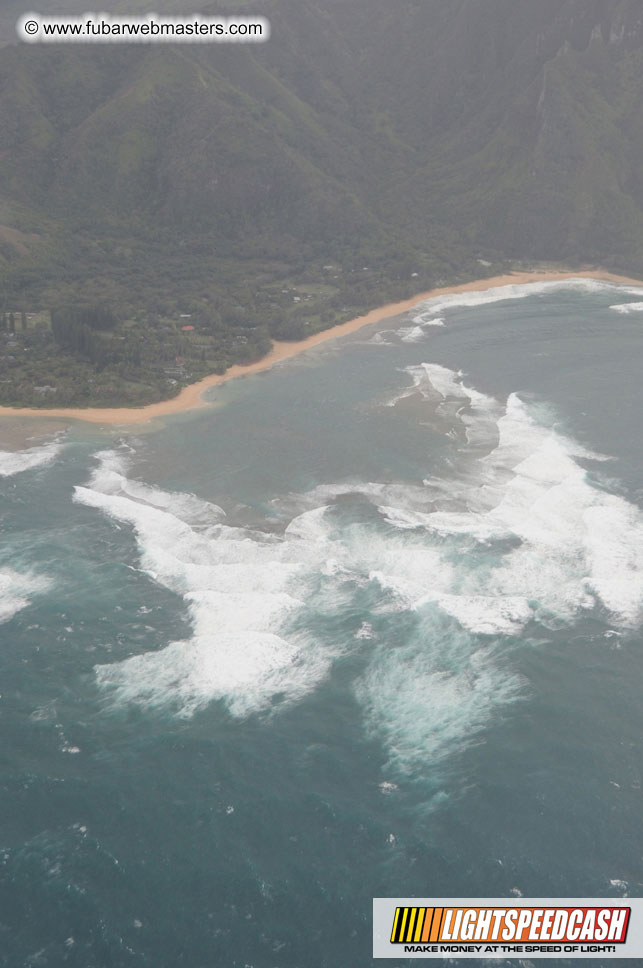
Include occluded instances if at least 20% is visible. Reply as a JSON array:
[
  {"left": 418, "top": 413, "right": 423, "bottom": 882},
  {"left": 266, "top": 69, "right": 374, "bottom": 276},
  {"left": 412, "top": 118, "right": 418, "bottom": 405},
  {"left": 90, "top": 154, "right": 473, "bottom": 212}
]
[
  {"left": 355, "top": 623, "right": 524, "bottom": 774},
  {"left": 609, "top": 878, "right": 629, "bottom": 894},
  {"left": 411, "top": 278, "right": 630, "bottom": 319},
  {"left": 380, "top": 506, "right": 436, "bottom": 531},
  {"left": 369, "top": 319, "right": 445, "bottom": 346},
  {"left": 0, "top": 437, "right": 64, "bottom": 478},
  {"left": 367, "top": 540, "right": 453, "bottom": 606},
  {"left": 384, "top": 279, "right": 643, "bottom": 355},
  {"left": 390, "top": 384, "right": 643, "bottom": 627},
  {"left": 291, "top": 480, "right": 442, "bottom": 514},
  {"left": 87, "top": 450, "right": 225, "bottom": 527},
  {"left": 74, "top": 362, "right": 643, "bottom": 778},
  {"left": 390, "top": 278, "right": 640, "bottom": 345},
  {"left": 383, "top": 279, "right": 643, "bottom": 354},
  {"left": 398, "top": 324, "right": 427, "bottom": 343},
  {"left": 390, "top": 363, "right": 500, "bottom": 447},
  {"left": 386, "top": 362, "right": 446, "bottom": 407},
  {"left": 355, "top": 622, "right": 374, "bottom": 640},
  {"left": 0, "top": 570, "right": 49, "bottom": 624},
  {"left": 410, "top": 314, "right": 445, "bottom": 328},
  {"left": 429, "top": 594, "right": 533, "bottom": 636},
  {"left": 583, "top": 504, "right": 643, "bottom": 624},
  {"left": 610, "top": 301, "right": 643, "bottom": 313},
  {"left": 378, "top": 780, "right": 398, "bottom": 794},
  {"left": 366, "top": 331, "right": 396, "bottom": 346},
  {"left": 75, "top": 454, "right": 349, "bottom": 717},
  {"left": 309, "top": 367, "right": 643, "bottom": 631}
]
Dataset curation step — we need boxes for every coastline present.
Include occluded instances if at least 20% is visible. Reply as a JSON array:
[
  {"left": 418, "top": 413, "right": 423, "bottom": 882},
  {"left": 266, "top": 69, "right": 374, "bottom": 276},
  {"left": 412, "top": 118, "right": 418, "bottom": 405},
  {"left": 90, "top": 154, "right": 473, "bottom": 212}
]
[{"left": 0, "top": 267, "right": 640, "bottom": 428}]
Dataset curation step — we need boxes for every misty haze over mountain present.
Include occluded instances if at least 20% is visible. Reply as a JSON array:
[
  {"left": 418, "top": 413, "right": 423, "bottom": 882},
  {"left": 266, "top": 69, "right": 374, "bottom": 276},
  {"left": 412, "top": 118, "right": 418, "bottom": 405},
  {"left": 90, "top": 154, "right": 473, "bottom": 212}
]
[{"left": 2, "top": 0, "right": 643, "bottom": 317}]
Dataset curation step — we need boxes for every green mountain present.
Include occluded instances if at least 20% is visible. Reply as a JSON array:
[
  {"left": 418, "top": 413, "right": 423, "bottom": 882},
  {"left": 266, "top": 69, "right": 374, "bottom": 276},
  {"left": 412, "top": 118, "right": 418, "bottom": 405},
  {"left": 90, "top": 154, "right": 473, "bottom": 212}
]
[{"left": 1, "top": 0, "right": 643, "bottom": 405}]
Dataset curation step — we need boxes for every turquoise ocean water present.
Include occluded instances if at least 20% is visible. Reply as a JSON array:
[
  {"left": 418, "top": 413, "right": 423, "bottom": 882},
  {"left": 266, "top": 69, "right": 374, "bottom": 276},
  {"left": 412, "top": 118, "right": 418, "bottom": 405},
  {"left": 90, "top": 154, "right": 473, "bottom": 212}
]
[{"left": 1, "top": 279, "right": 643, "bottom": 967}]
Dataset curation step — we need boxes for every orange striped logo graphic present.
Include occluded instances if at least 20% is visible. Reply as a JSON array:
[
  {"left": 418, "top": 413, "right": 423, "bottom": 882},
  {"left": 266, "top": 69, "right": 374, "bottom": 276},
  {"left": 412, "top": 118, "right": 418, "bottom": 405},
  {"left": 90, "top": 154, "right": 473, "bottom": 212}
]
[
  {"left": 390, "top": 907, "right": 630, "bottom": 945},
  {"left": 390, "top": 907, "right": 447, "bottom": 944}
]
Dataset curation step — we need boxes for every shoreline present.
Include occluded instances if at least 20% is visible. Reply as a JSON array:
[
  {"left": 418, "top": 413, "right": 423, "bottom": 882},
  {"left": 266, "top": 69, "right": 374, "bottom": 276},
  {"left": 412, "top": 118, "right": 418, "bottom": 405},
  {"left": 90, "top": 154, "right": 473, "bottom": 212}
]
[{"left": 0, "top": 267, "right": 641, "bottom": 428}]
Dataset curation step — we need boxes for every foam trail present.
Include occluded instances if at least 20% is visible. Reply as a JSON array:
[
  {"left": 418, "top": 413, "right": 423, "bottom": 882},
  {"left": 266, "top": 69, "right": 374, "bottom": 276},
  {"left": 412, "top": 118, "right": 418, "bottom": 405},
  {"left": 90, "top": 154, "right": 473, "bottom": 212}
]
[
  {"left": 0, "top": 437, "right": 64, "bottom": 478},
  {"left": 355, "top": 616, "right": 524, "bottom": 775},
  {"left": 0, "top": 570, "right": 49, "bottom": 624},
  {"left": 610, "top": 302, "right": 643, "bottom": 313}
]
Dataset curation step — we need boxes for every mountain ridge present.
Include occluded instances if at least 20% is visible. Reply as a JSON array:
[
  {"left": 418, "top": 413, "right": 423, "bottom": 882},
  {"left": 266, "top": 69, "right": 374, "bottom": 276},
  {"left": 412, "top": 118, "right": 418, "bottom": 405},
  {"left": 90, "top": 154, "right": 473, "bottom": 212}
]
[{"left": 2, "top": 0, "right": 643, "bottom": 306}]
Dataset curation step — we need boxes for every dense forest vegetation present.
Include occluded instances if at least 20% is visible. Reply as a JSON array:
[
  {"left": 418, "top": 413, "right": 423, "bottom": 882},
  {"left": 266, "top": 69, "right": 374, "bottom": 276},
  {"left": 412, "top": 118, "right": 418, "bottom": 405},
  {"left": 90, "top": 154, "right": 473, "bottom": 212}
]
[{"left": 1, "top": 0, "right": 643, "bottom": 406}]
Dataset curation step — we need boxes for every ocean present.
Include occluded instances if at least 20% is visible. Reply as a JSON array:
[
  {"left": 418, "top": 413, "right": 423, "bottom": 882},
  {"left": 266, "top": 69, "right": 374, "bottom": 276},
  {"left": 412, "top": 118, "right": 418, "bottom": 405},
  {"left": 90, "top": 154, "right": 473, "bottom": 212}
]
[{"left": 1, "top": 279, "right": 643, "bottom": 967}]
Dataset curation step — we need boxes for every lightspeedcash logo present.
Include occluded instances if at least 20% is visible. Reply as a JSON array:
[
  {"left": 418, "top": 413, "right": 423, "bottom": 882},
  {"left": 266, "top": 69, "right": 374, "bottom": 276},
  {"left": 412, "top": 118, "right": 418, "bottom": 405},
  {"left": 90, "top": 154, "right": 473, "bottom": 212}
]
[{"left": 373, "top": 898, "right": 642, "bottom": 959}]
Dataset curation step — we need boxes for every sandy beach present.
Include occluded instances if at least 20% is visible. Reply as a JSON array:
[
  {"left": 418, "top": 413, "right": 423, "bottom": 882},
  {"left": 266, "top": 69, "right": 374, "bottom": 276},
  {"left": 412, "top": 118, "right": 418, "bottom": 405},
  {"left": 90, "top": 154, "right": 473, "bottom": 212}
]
[{"left": 0, "top": 267, "right": 640, "bottom": 429}]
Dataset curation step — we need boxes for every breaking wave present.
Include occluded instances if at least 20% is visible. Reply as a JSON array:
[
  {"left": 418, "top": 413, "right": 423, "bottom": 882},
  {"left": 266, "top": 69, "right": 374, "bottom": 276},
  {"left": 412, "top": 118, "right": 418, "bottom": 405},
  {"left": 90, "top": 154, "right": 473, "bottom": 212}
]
[
  {"left": 409, "top": 277, "right": 643, "bottom": 319},
  {"left": 73, "top": 451, "right": 341, "bottom": 718},
  {"left": 73, "top": 356, "right": 643, "bottom": 775},
  {"left": 398, "top": 318, "right": 445, "bottom": 343},
  {"left": 0, "top": 436, "right": 64, "bottom": 478},
  {"left": 371, "top": 279, "right": 641, "bottom": 351},
  {"left": 610, "top": 302, "right": 643, "bottom": 313}
]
